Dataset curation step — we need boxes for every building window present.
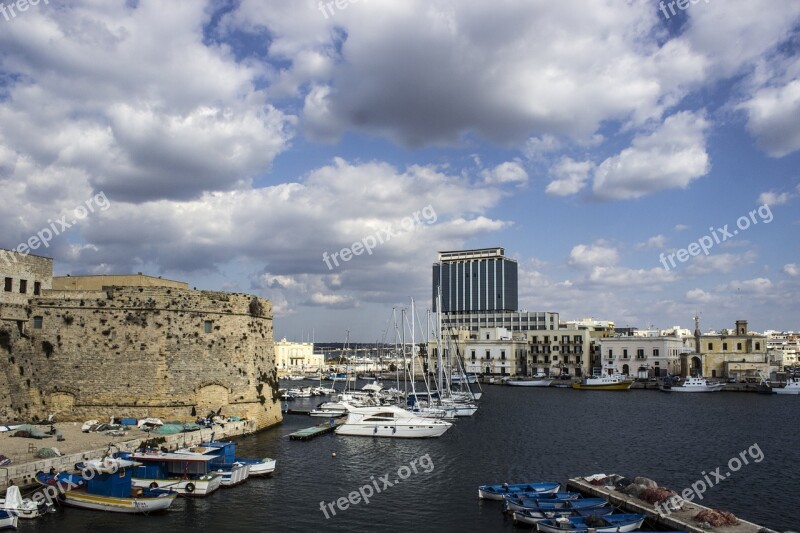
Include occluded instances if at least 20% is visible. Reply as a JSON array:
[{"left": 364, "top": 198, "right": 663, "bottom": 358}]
[
  {"left": 501, "top": 350, "right": 506, "bottom": 360},
  {"left": 653, "top": 348, "right": 660, "bottom": 356},
  {"left": 485, "top": 350, "right": 490, "bottom": 360},
  {"left": 623, "top": 349, "right": 628, "bottom": 359},
  {"left": 485, "top": 333, "right": 490, "bottom": 340},
  {"left": 33, "top": 316, "right": 43, "bottom": 329},
  {"left": 608, "top": 349, "right": 613, "bottom": 357},
  {"left": 552, "top": 355, "right": 558, "bottom": 361},
  {"left": 755, "top": 342, "right": 761, "bottom": 350},
  {"left": 34, "top": 282, "right": 41, "bottom": 296},
  {"left": 204, "top": 320, "right": 212, "bottom": 333},
  {"left": 707, "top": 343, "right": 713, "bottom": 350},
  {"left": 737, "top": 342, "right": 742, "bottom": 350},
  {"left": 723, "top": 343, "right": 728, "bottom": 351},
  {"left": 636, "top": 348, "right": 644, "bottom": 358},
  {"left": 3, "top": 278, "right": 11, "bottom": 292},
  {"left": 471, "top": 350, "right": 476, "bottom": 360},
  {"left": 19, "top": 279, "right": 27, "bottom": 294}
]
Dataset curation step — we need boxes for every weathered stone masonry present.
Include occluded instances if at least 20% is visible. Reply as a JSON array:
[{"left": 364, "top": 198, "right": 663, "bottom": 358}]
[{"left": 1, "top": 252, "right": 282, "bottom": 430}]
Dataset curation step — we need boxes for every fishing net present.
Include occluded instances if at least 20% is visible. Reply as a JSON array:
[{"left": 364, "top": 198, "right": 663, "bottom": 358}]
[
  {"left": 34, "top": 447, "right": 61, "bottom": 458},
  {"left": 695, "top": 509, "right": 739, "bottom": 526}
]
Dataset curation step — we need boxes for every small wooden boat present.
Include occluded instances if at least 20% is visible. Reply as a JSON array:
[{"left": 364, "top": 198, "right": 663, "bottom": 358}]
[
  {"left": 536, "top": 513, "right": 645, "bottom": 532},
  {"left": 505, "top": 497, "right": 608, "bottom": 514},
  {"left": 35, "top": 459, "right": 177, "bottom": 514},
  {"left": 0, "top": 485, "right": 51, "bottom": 519},
  {"left": 512, "top": 507, "right": 614, "bottom": 526},
  {"left": 0, "top": 510, "right": 17, "bottom": 530},
  {"left": 199, "top": 441, "right": 277, "bottom": 477},
  {"left": 500, "top": 492, "right": 581, "bottom": 512},
  {"left": 478, "top": 481, "right": 560, "bottom": 500}
]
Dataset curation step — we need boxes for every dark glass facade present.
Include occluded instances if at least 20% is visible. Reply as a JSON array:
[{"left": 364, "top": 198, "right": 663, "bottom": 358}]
[{"left": 432, "top": 249, "right": 518, "bottom": 313}]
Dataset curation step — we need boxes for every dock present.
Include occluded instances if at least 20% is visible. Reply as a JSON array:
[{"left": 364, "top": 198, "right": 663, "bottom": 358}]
[
  {"left": 567, "top": 474, "right": 777, "bottom": 533},
  {"left": 288, "top": 419, "right": 344, "bottom": 441}
]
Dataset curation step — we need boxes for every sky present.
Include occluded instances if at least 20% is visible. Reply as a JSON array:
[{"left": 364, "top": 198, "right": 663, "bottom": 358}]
[{"left": 1, "top": 0, "right": 799, "bottom": 341}]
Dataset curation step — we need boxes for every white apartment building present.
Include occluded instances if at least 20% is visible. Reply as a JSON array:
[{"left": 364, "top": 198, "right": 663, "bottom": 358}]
[
  {"left": 765, "top": 331, "right": 800, "bottom": 367},
  {"left": 463, "top": 327, "right": 527, "bottom": 376},
  {"left": 600, "top": 335, "right": 686, "bottom": 377},
  {"left": 525, "top": 328, "right": 595, "bottom": 377}
]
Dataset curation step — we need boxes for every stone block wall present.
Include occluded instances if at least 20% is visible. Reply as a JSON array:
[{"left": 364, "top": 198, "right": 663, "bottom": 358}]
[{"left": 0, "top": 286, "right": 282, "bottom": 430}]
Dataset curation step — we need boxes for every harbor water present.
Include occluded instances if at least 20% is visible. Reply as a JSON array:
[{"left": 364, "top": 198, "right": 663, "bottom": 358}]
[{"left": 17, "top": 385, "right": 800, "bottom": 531}]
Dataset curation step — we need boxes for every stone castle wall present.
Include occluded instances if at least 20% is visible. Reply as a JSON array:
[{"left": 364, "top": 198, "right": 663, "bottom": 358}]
[{"left": 0, "top": 285, "right": 282, "bottom": 430}]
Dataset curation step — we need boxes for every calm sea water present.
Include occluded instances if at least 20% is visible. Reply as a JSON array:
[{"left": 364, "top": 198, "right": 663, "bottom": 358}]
[{"left": 17, "top": 385, "right": 800, "bottom": 532}]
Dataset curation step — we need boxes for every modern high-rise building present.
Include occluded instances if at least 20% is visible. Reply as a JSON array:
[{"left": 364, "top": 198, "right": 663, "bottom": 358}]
[{"left": 432, "top": 247, "right": 518, "bottom": 313}]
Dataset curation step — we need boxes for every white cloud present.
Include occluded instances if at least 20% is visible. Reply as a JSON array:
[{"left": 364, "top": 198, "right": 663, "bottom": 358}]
[
  {"left": 739, "top": 78, "right": 800, "bottom": 158},
  {"left": 674, "top": 224, "right": 690, "bottom": 232},
  {"left": 757, "top": 189, "right": 797, "bottom": 206},
  {"left": 545, "top": 157, "right": 593, "bottom": 196},
  {"left": 727, "top": 277, "right": 773, "bottom": 295},
  {"left": 587, "top": 266, "right": 676, "bottom": 288},
  {"left": 481, "top": 160, "right": 529, "bottom": 186},
  {"left": 592, "top": 111, "right": 711, "bottom": 200},
  {"left": 686, "top": 288, "right": 714, "bottom": 303},
  {"left": 686, "top": 252, "right": 755, "bottom": 276},
  {"left": 568, "top": 243, "right": 619, "bottom": 269},
  {"left": 636, "top": 234, "right": 667, "bottom": 250},
  {"left": 784, "top": 264, "right": 800, "bottom": 277}
]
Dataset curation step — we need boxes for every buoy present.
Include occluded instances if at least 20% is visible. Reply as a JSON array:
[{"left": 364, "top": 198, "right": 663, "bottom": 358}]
[{"left": 332, "top": 452, "right": 336, "bottom": 458}]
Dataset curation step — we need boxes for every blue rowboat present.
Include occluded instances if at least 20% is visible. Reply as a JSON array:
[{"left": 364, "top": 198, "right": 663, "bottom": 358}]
[
  {"left": 512, "top": 507, "right": 614, "bottom": 526},
  {"left": 478, "top": 482, "right": 560, "bottom": 500},
  {"left": 504, "top": 497, "right": 608, "bottom": 514},
  {"left": 536, "top": 513, "right": 646, "bottom": 533},
  {"left": 500, "top": 492, "right": 581, "bottom": 513}
]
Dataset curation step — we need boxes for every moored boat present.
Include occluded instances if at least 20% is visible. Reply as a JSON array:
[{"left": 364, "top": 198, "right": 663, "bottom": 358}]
[
  {"left": 335, "top": 404, "right": 452, "bottom": 438},
  {"left": 506, "top": 376, "right": 554, "bottom": 387},
  {"left": 478, "top": 481, "right": 560, "bottom": 500},
  {"left": 500, "top": 492, "right": 581, "bottom": 512},
  {"left": 0, "top": 510, "right": 17, "bottom": 530},
  {"left": 199, "top": 440, "right": 277, "bottom": 477},
  {"left": 172, "top": 445, "right": 250, "bottom": 487},
  {"left": 35, "top": 458, "right": 177, "bottom": 514},
  {"left": 661, "top": 375, "right": 723, "bottom": 393},
  {"left": 120, "top": 451, "right": 223, "bottom": 496},
  {"left": 536, "top": 513, "right": 645, "bottom": 532},
  {"left": 0, "top": 485, "right": 51, "bottom": 519},
  {"left": 772, "top": 376, "right": 800, "bottom": 395},
  {"left": 512, "top": 507, "right": 614, "bottom": 526},
  {"left": 572, "top": 367, "right": 631, "bottom": 391},
  {"left": 504, "top": 497, "right": 608, "bottom": 514}
]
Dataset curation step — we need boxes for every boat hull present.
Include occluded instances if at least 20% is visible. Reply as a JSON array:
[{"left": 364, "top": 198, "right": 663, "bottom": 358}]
[
  {"left": 478, "top": 483, "right": 560, "bottom": 500},
  {"left": 536, "top": 515, "right": 644, "bottom": 532},
  {"left": 61, "top": 491, "right": 177, "bottom": 513},
  {"left": 215, "top": 464, "right": 250, "bottom": 487},
  {"left": 239, "top": 458, "right": 276, "bottom": 477},
  {"left": 0, "top": 511, "right": 18, "bottom": 530},
  {"left": 507, "top": 380, "right": 553, "bottom": 387},
  {"left": 335, "top": 422, "right": 451, "bottom": 438},
  {"left": 662, "top": 384, "right": 724, "bottom": 392},
  {"left": 571, "top": 382, "right": 631, "bottom": 391},
  {"left": 131, "top": 476, "right": 222, "bottom": 497}
]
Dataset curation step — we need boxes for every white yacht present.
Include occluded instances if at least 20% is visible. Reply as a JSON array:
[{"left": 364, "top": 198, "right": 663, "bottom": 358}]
[
  {"left": 335, "top": 404, "right": 452, "bottom": 438},
  {"left": 663, "top": 375, "right": 724, "bottom": 393}
]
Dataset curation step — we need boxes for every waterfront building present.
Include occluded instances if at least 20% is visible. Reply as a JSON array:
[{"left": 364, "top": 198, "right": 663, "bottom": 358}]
[
  {"left": 524, "top": 327, "right": 596, "bottom": 377},
  {"left": 600, "top": 335, "right": 685, "bottom": 377},
  {"left": 685, "top": 318, "right": 777, "bottom": 379},
  {"left": 462, "top": 327, "right": 527, "bottom": 376},
  {"left": 433, "top": 247, "right": 518, "bottom": 314},
  {"left": 764, "top": 331, "right": 800, "bottom": 367},
  {"left": 274, "top": 338, "right": 322, "bottom": 372}
]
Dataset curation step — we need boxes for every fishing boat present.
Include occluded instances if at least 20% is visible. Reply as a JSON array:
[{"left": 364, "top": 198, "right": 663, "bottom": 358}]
[
  {"left": 120, "top": 451, "right": 224, "bottom": 496},
  {"left": 506, "top": 375, "right": 554, "bottom": 387},
  {"left": 773, "top": 375, "right": 800, "bottom": 395},
  {"left": 512, "top": 507, "right": 614, "bottom": 526},
  {"left": 0, "top": 510, "right": 17, "bottom": 530},
  {"left": 198, "top": 440, "right": 277, "bottom": 477},
  {"left": 0, "top": 485, "right": 51, "bottom": 518},
  {"left": 500, "top": 492, "right": 581, "bottom": 512},
  {"left": 536, "top": 513, "right": 646, "bottom": 532},
  {"left": 35, "top": 459, "right": 177, "bottom": 513},
  {"left": 503, "top": 497, "right": 608, "bottom": 514},
  {"left": 478, "top": 482, "right": 560, "bottom": 500},
  {"left": 172, "top": 445, "right": 250, "bottom": 487},
  {"left": 335, "top": 404, "right": 452, "bottom": 438},
  {"left": 571, "top": 367, "right": 631, "bottom": 391},
  {"left": 661, "top": 375, "right": 723, "bottom": 393}
]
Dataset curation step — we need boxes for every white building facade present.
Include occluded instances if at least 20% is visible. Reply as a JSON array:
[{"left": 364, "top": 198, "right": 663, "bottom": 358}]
[
  {"left": 600, "top": 336, "right": 686, "bottom": 377},
  {"left": 463, "top": 327, "right": 527, "bottom": 376},
  {"left": 274, "top": 338, "right": 323, "bottom": 372}
]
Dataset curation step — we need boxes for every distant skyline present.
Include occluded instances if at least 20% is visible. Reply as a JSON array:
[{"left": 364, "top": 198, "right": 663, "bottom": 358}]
[{"left": 1, "top": 1, "right": 799, "bottom": 341}]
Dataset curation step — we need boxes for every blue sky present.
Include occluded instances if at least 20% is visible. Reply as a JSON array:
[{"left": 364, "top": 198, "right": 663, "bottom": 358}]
[{"left": 1, "top": 0, "right": 798, "bottom": 341}]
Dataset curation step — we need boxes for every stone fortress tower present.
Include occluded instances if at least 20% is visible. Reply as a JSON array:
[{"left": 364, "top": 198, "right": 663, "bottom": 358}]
[{"left": 1, "top": 249, "right": 282, "bottom": 430}]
